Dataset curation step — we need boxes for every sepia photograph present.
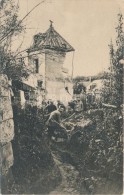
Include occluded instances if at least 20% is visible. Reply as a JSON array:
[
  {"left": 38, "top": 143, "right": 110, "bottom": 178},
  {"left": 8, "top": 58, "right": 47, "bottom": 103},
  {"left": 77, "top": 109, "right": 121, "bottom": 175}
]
[{"left": 0, "top": 0, "right": 123, "bottom": 194}]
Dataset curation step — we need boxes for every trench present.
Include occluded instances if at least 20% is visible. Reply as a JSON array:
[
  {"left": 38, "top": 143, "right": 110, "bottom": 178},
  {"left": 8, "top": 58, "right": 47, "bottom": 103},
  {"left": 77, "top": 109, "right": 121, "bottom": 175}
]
[
  {"left": 4, "top": 106, "right": 123, "bottom": 195},
  {"left": 47, "top": 109, "right": 123, "bottom": 195}
]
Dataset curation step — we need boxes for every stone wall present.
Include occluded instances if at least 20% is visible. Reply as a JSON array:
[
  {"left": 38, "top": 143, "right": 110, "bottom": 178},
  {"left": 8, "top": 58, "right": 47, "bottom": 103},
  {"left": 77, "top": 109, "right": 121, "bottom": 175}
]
[
  {"left": 46, "top": 80, "right": 72, "bottom": 106},
  {"left": 0, "top": 74, "right": 14, "bottom": 176}
]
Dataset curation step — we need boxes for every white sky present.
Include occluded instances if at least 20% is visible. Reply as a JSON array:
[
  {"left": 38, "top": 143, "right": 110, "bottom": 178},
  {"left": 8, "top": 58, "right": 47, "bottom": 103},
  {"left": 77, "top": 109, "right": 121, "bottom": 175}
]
[{"left": 13, "top": 0, "right": 124, "bottom": 76}]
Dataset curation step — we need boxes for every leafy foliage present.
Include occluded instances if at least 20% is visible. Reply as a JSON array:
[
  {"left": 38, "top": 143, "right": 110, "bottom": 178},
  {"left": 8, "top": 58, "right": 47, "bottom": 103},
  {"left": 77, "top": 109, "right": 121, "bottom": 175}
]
[
  {"left": 4, "top": 56, "right": 32, "bottom": 80},
  {"left": 0, "top": 0, "right": 30, "bottom": 80},
  {"left": 64, "top": 109, "right": 123, "bottom": 194},
  {"left": 102, "top": 13, "right": 123, "bottom": 106},
  {"left": 11, "top": 105, "right": 61, "bottom": 194}
]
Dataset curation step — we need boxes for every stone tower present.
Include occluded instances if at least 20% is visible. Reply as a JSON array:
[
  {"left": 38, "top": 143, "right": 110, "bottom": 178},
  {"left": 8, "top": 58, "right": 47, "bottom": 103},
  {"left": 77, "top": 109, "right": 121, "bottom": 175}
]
[{"left": 27, "top": 22, "right": 75, "bottom": 105}]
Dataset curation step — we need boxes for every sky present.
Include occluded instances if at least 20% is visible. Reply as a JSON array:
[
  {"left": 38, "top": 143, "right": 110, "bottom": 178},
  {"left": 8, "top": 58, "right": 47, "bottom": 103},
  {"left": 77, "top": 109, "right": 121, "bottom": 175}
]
[{"left": 13, "top": 0, "right": 124, "bottom": 76}]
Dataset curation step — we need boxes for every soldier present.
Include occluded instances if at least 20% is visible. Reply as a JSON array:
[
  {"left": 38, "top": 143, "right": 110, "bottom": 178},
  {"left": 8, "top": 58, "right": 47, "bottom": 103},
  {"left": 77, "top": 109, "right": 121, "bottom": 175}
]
[
  {"left": 80, "top": 90, "right": 87, "bottom": 111},
  {"left": 46, "top": 106, "right": 68, "bottom": 141},
  {"left": 45, "top": 100, "right": 57, "bottom": 114}
]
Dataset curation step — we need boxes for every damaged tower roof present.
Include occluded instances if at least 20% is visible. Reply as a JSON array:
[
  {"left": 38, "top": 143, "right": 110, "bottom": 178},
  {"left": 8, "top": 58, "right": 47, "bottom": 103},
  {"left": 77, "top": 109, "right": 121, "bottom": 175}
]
[{"left": 28, "top": 21, "right": 75, "bottom": 53}]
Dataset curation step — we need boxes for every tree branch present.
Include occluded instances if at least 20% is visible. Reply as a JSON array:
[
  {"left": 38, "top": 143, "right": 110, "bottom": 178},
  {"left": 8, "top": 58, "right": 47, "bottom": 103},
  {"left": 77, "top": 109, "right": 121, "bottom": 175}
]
[{"left": 0, "top": 0, "right": 46, "bottom": 43}]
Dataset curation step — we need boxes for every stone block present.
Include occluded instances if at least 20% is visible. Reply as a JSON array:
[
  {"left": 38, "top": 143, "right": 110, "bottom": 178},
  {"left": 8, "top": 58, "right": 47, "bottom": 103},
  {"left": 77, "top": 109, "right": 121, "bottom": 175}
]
[
  {"left": 0, "top": 74, "right": 8, "bottom": 87},
  {"left": 0, "top": 97, "right": 13, "bottom": 121},
  {"left": 0, "top": 119, "right": 14, "bottom": 143},
  {"left": 0, "top": 74, "right": 10, "bottom": 97},
  {"left": 0, "top": 86, "right": 10, "bottom": 97}
]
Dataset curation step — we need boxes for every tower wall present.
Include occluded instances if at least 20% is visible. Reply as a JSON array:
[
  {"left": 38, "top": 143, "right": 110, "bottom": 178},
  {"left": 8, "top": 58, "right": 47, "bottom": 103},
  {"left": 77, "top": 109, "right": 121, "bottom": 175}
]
[
  {"left": 28, "top": 51, "right": 46, "bottom": 80},
  {"left": 26, "top": 49, "right": 73, "bottom": 105},
  {"left": 45, "top": 50, "right": 65, "bottom": 80},
  {"left": 45, "top": 49, "right": 73, "bottom": 105}
]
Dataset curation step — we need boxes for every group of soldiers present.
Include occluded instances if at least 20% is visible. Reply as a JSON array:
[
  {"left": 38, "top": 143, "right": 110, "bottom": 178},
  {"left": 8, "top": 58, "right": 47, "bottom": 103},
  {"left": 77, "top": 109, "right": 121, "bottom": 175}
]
[
  {"left": 43, "top": 92, "right": 87, "bottom": 142},
  {"left": 73, "top": 89, "right": 102, "bottom": 111},
  {"left": 43, "top": 87, "right": 101, "bottom": 142}
]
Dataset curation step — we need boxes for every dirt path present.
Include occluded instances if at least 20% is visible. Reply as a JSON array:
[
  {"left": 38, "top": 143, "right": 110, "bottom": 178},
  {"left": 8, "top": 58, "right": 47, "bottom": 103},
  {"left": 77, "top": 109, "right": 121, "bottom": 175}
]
[
  {"left": 48, "top": 114, "right": 91, "bottom": 195},
  {"left": 49, "top": 153, "right": 80, "bottom": 195}
]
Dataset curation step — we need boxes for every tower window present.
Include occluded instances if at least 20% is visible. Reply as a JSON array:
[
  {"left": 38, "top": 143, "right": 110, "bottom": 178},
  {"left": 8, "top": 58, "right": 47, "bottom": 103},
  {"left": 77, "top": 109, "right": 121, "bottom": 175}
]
[
  {"left": 24, "top": 91, "right": 30, "bottom": 100},
  {"left": 37, "top": 80, "right": 43, "bottom": 88},
  {"left": 34, "top": 59, "right": 39, "bottom": 73}
]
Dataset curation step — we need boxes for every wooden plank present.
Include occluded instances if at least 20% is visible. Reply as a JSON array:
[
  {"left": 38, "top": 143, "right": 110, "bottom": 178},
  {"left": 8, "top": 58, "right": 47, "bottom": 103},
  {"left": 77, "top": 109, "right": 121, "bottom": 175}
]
[{"left": 102, "top": 103, "right": 117, "bottom": 108}]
